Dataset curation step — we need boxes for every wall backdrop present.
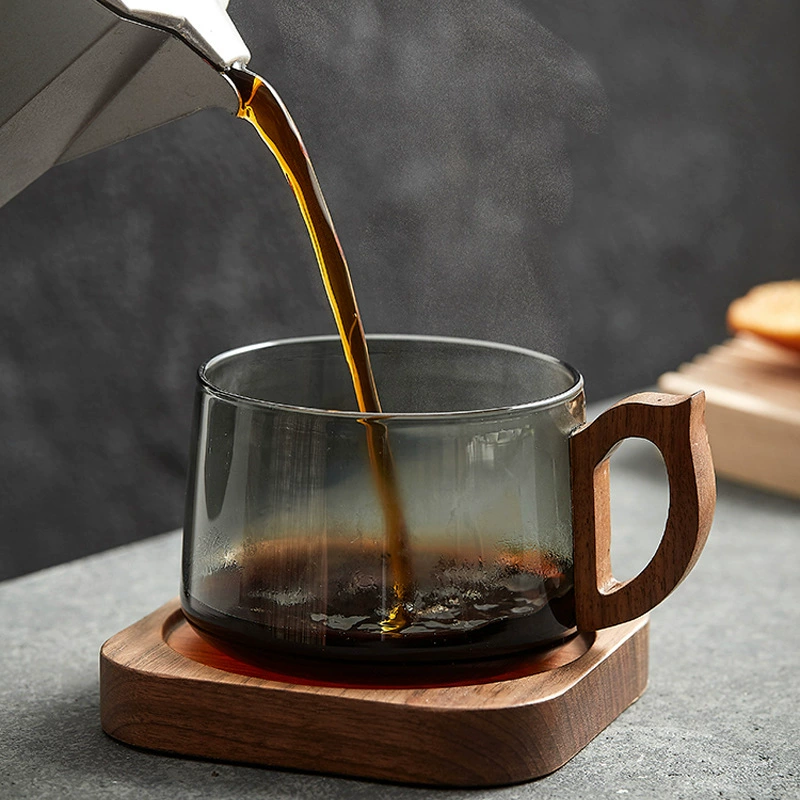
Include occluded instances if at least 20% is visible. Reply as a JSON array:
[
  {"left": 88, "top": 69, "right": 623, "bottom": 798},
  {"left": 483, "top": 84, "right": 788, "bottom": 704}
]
[{"left": 1, "top": 0, "right": 797, "bottom": 579}]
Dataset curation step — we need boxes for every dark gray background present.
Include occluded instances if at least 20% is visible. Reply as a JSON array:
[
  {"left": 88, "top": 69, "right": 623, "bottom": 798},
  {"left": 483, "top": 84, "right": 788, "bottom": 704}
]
[{"left": 1, "top": 0, "right": 797, "bottom": 580}]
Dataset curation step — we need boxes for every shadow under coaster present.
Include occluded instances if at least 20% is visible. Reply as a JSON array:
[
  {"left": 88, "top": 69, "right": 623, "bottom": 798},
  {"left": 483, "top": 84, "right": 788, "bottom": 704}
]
[{"left": 100, "top": 598, "right": 649, "bottom": 787}]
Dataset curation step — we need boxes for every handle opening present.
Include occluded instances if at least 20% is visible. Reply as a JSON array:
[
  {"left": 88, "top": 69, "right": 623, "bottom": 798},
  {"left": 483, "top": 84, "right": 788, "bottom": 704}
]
[{"left": 570, "top": 392, "right": 715, "bottom": 631}]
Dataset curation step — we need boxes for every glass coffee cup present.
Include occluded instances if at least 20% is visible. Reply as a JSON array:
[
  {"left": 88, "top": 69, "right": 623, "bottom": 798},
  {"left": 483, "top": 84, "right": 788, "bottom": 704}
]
[{"left": 181, "top": 335, "right": 714, "bottom": 664}]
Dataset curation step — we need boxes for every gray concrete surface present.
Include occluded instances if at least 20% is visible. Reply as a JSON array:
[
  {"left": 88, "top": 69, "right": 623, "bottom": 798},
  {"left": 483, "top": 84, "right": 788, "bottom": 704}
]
[{"left": 1, "top": 438, "right": 798, "bottom": 799}]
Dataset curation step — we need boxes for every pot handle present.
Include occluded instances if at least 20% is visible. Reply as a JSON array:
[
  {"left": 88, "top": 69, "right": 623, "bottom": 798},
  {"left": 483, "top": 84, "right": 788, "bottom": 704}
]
[{"left": 569, "top": 392, "right": 715, "bottom": 631}]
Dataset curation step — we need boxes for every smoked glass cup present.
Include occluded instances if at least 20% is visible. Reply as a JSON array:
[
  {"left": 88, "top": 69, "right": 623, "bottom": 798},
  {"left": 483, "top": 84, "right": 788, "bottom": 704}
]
[{"left": 181, "top": 335, "right": 714, "bottom": 664}]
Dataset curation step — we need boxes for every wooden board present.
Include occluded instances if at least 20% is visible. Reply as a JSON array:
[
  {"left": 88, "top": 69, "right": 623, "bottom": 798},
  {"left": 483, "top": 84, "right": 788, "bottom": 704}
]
[
  {"left": 658, "top": 334, "right": 800, "bottom": 499},
  {"left": 100, "top": 599, "right": 649, "bottom": 787}
]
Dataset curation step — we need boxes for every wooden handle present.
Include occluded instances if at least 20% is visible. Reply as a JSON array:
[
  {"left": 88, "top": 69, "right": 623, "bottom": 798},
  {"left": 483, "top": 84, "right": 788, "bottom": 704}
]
[{"left": 570, "top": 392, "right": 716, "bottom": 631}]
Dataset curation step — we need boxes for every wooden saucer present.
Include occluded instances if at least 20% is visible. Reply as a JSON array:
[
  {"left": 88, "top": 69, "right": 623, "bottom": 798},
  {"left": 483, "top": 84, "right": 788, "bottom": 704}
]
[{"left": 100, "top": 599, "right": 649, "bottom": 787}]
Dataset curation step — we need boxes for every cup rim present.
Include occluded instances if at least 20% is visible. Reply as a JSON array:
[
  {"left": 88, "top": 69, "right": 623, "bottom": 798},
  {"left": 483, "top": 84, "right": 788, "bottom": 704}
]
[{"left": 198, "top": 334, "right": 584, "bottom": 420}]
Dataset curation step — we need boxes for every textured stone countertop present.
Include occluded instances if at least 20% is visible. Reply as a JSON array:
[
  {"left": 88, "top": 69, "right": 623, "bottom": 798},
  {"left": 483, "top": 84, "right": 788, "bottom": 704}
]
[{"left": 2, "top": 438, "right": 798, "bottom": 799}]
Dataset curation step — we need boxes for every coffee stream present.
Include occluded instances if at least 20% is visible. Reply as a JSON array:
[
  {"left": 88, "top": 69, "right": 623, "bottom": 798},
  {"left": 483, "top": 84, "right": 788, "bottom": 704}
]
[{"left": 227, "top": 68, "right": 413, "bottom": 632}]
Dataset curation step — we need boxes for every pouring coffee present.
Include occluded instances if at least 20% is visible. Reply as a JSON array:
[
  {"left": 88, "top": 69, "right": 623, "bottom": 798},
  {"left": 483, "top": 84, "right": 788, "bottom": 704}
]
[{"left": 178, "top": 39, "right": 714, "bottom": 665}]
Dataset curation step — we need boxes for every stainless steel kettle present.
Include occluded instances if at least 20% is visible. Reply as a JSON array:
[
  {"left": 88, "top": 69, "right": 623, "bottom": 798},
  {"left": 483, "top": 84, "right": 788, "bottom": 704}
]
[{"left": 0, "top": 0, "right": 250, "bottom": 206}]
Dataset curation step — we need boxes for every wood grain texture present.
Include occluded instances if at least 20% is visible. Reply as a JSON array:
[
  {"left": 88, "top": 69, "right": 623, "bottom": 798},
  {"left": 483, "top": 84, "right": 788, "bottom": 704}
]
[
  {"left": 570, "top": 392, "right": 715, "bottom": 632},
  {"left": 100, "top": 600, "right": 649, "bottom": 787},
  {"left": 659, "top": 334, "right": 800, "bottom": 498}
]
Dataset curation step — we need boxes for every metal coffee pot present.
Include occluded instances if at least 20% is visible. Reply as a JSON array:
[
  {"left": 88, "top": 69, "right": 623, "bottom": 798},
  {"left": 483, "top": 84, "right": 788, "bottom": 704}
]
[{"left": 0, "top": 0, "right": 251, "bottom": 206}]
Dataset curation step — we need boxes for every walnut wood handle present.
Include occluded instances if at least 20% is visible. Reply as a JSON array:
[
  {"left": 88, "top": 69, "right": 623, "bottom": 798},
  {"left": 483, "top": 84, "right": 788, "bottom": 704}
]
[{"left": 570, "top": 392, "right": 715, "bottom": 631}]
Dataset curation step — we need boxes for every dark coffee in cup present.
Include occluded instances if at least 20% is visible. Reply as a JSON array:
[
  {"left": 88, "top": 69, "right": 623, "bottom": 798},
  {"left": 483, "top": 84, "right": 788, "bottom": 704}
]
[{"left": 184, "top": 538, "right": 575, "bottom": 662}]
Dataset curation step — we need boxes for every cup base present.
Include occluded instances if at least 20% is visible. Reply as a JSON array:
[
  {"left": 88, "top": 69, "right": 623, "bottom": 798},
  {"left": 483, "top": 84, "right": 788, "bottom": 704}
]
[
  {"left": 180, "top": 588, "right": 577, "bottom": 668},
  {"left": 181, "top": 609, "right": 583, "bottom": 688}
]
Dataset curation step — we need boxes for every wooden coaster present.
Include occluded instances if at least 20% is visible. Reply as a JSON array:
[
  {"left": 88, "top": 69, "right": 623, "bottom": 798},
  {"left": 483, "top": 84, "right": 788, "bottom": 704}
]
[
  {"left": 100, "top": 599, "right": 649, "bottom": 787},
  {"left": 659, "top": 333, "right": 800, "bottom": 498}
]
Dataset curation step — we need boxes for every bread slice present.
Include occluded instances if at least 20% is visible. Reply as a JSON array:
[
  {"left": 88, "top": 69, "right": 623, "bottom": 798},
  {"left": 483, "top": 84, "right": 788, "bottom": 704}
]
[{"left": 727, "top": 280, "right": 800, "bottom": 352}]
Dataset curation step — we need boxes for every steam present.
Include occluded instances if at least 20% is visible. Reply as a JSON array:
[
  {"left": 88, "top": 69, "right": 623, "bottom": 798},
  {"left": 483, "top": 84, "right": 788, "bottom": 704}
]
[{"left": 263, "top": 0, "right": 608, "bottom": 352}]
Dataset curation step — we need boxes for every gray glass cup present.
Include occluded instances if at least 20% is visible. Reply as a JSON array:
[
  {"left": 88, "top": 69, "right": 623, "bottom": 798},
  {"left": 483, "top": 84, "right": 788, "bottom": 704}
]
[{"left": 181, "top": 335, "right": 714, "bottom": 664}]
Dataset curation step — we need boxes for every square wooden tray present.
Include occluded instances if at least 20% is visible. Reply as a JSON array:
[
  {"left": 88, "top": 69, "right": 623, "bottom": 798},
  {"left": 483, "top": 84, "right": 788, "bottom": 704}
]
[{"left": 100, "top": 599, "right": 649, "bottom": 787}]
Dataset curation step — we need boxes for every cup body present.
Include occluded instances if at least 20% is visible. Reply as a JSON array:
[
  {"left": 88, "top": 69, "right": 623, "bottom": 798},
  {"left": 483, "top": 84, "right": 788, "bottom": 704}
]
[{"left": 181, "top": 335, "right": 585, "bottom": 662}]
